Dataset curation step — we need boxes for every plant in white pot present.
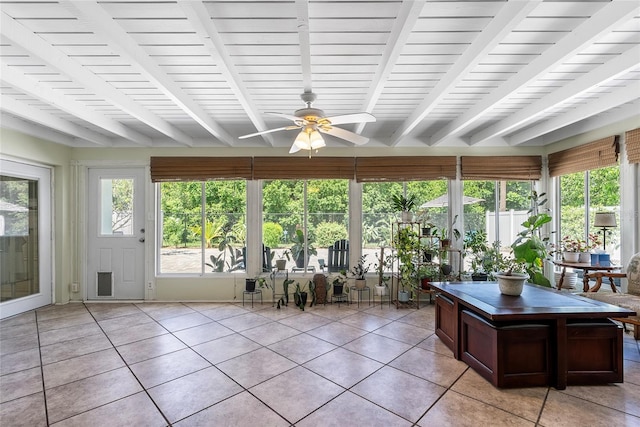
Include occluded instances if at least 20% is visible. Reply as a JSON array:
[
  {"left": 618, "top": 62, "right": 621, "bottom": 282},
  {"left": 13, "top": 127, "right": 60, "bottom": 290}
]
[
  {"left": 350, "top": 254, "right": 370, "bottom": 290},
  {"left": 374, "top": 248, "right": 393, "bottom": 296},
  {"left": 392, "top": 194, "right": 417, "bottom": 222}
]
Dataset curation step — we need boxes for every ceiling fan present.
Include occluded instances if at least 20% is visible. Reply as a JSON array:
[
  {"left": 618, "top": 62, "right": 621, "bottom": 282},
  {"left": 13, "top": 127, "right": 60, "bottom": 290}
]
[{"left": 239, "top": 92, "right": 376, "bottom": 154}]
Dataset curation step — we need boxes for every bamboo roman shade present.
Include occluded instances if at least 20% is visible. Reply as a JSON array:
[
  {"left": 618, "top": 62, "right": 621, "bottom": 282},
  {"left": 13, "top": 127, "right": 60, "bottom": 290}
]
[
  {"left": 625, "top": 128, "right": 640, "bottom": 164},
  {"left": 252, "top": 157, "right": 355, "bottom": 180},
  {"left": 548, "top": 136, "right": 619, "bottom": 177},
  {"left": 355, "top": 156, "right": 456, "bottom": 182},
  {"left": 150, "top": 157, "right": 252, "bottom": 182},
  {"left": 461, "top": 156, "right": 542, "bottom": 180}
]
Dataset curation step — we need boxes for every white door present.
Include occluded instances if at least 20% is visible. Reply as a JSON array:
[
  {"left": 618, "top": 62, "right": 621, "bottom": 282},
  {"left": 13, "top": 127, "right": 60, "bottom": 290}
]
[
  {"left": 0, "top": 159, "right": 52, "bottom": 319},
  {"left": 87, "top": 168, "right": 145, "bottom": 300}
]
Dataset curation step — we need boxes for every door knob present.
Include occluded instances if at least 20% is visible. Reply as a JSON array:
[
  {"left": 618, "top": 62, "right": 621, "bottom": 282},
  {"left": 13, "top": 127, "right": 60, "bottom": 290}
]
[{"left": 139, "top": 237, "right": 145, "bottom": 242}]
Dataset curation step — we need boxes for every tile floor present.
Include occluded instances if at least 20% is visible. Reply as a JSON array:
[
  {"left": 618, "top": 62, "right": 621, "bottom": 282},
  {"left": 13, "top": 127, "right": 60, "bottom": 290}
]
[{"left": 1, "top": 299, "right": 639, "bottom": 426}]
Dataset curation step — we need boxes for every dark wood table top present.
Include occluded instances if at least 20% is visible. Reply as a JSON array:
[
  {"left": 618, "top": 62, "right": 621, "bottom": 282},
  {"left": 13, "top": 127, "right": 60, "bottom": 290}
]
[
  {"left": 428, "top": 282, "right": 635, "bottom": 322},
  {"left": 552, "top": 260, "right": 621, "bottom": 271}
]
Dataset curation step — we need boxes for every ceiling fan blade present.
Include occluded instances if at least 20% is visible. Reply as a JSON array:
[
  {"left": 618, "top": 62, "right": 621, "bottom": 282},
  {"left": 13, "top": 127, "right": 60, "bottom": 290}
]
[
  {"left": 323, "top": 112, "right": 376, "bottom": 126},
  {"left": 266, "top": 112, "right": 302, "bottom": 122},
  {"left": 319, "top": 126, "right": 369, "bottom": 145},
  {"left": 239, "top": 126, "right": 298, "bottom": 139},
  {"left": 289, "top": 142, "right": 302, "bottom": 154}
]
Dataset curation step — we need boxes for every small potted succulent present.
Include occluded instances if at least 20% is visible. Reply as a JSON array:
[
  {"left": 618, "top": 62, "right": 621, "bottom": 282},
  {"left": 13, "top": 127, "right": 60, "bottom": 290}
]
[{"left": 350, "top": 254, "right": 370, "bottom": 290}]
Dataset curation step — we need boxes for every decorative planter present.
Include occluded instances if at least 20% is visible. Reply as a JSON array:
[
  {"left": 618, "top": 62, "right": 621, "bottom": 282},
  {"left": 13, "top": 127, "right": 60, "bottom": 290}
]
[
  {"left": 495, "top": 273, "right": 528, "bottom": 296},
  {"left": 333, "top": 284, "right": 344, "bottom": 295},
  {"left": 578, "top": 252, "right": 590, "bottom": 263},
  {"left": 441, "top": 264, "right": 453, "bottom": 276},
  {"left": 398, "top": 290, "right": 410, "bottom": 302},
  {"left": 275, "top": 259, "right": 287, "bottom": 270},
  {"left": 375, "top": 285, "right": 388, "bottom": 296},
  {"left": 563, "top": 251, "right": 579, "bottom": 263},
  {"left": 245, "top": 279, "right": 256, "bottom": 292},
  {"left": 440, "top": 239, "right": 451, "bottom": 249},
  {"left": 355, "top": 279, "right": 366, "bottom": 290},
  {"left": 554, "top": 271, "right": 578, "bottom": 289},
  {"left": 420, "top": 277, "right": 431, "bottom": 289},
  {"left": 471, "top": 272, "right": 488, "bottom": 282},
  {"left": 421, "top": 227, "right": 432, "bottom": 236}
]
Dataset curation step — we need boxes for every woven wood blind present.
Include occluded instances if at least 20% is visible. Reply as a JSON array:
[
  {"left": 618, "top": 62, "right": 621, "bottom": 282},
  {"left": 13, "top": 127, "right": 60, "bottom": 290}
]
[
  {"left": 252, "top": 157, "right": 355, "bottom": 180},
  {"left": 150, "top": 157, "right": 252, "bottom": 182},
  {"left": 355, "top": 156, "right": 456, "bottom": 182},
  {"left": 461, "top": 156, "right": 542, "bottom": 180},
  {"left": 625, "top": 128, "right": 640, "bottom": 164},
  {"left": 548, "top": 136, "right": 619, "bottom": 177}
]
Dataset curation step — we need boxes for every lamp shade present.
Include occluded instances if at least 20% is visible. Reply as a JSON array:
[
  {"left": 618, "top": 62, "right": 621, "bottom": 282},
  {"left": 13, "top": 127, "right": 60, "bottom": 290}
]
[
  {"left": 594, "top": 212, "right": 617, "bottom": 228},
  {"left": 293, "top": 131, "right": 311, "bottom": 150}
]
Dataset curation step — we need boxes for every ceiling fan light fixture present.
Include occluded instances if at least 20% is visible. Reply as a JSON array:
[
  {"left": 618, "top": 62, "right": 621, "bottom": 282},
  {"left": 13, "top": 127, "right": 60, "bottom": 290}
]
[
  {"left": 309, "top": 130, "right": 325, "bottom": 149},
  {"left": 294, "top": 130, "right": 311, "bottom": 150}
]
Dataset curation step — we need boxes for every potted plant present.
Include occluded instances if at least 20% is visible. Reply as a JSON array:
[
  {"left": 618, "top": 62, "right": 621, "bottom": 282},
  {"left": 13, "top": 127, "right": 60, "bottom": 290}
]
[
  {"left": 392, "top": 194, "right": 418, "bottom": 222},
  {"left": 330, "top": 270, "right": 348, "bottom": 296},
  {"left": 374, "top": 247, "right": 393, "bottom": 296},
  {"left": 464, "top": 229, "right": 490, "bottom": 281},
  {"left": 418, "top": 264, "right": 438, "bottom": 289},
  {"left": 437, "top": 215, "right": 461, "bottom": 249},
  {"left": 395, "top": 226, "right": 420, "bottom": 302},
  {"left": 293, "top": 280, "right": 316, "bottom": 311},
  {"left": 415, "top": 208, "right": 435, "bottom": 236},
  {"left": 497, "top": 190, "right": 553, "bottom": 293},
  {"left": 245, "top": 277, "right": 257, "bottom": 292},
  {"left": 350, "top": 254, "right": 370, "bottom": 290},
  {"left": 275, "top": 250, "right": 289, "bottom": 270},
  {"left": 289, "top": 229, "right": 317, "bottom": 268}
]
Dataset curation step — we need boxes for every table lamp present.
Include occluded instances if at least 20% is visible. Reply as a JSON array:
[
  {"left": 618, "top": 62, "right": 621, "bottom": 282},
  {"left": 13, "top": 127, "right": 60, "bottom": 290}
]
[{"left": 594, "top": 212, "right": 616, "bottom": 250}]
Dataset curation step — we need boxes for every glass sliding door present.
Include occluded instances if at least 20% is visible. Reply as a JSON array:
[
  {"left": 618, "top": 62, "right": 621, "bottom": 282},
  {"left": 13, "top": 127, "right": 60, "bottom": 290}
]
[{"left": 0, "top": 159, "right": 51, "bottom": 318}]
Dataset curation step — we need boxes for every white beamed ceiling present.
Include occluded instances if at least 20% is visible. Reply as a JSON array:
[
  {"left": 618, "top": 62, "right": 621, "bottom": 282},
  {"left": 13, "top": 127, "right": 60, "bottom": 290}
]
[{"left": 1, "top": 0, "right": 639, "bottom": 149}]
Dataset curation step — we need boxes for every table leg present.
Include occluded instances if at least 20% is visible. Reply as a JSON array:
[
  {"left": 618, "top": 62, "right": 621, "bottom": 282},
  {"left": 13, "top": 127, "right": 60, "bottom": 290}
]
[
  {"left": 609, "top": 276, "right": 618, "bottom": 293},
  {"left": 582, "top": 273, "right": 590, "bottom": 292},
  {"left": 555, "top": 318, "right": 567, "bottom": 390},
  {"left": 556, "top": 267, "right": 566, "bottom": 290}
]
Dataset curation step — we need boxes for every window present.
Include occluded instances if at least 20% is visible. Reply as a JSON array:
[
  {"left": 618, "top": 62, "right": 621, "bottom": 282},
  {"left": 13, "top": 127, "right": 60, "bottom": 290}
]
[
  {"left": 158, "top": 180, "right": 246, "bottom": 274},
  {"left": 263, "top": 179, "right": 348, "bottom": 273}
]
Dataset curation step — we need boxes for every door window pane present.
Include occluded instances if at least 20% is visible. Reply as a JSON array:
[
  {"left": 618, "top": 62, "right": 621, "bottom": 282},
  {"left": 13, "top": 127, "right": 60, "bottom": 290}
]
[
  {"left": 0, "top": 175, "right": 39, "bottom": 301},
  {"left": 100, "top": 178, "right": 134, "bottom": 236}
]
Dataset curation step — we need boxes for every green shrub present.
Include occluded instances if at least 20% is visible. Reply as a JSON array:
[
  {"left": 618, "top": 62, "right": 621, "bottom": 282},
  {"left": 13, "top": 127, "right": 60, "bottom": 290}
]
[
  {"left": 315, "top": 221, "right": 347, "bottom": 247},
  {"left": 263, "top": 222, "right": 283, "bottom": 248}
]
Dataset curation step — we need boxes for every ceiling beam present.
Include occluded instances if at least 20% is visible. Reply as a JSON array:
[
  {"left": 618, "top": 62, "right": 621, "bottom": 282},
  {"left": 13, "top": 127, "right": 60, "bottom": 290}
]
[
  {"left": 390, "top": 1, "right": 540, "bottom": 146},
  {"left": 1, "top": 95, "right": 113, "bottom": 146},
  {"left": 508, "top": 80, "right": 640, "bottom": 145},
  {"left": 470, "top": 45, "right": 640, "bottom": 145},
  {"left": 179, "top": 1, "right": 273, "bottom": 146},
  {"left": 1, "top": 10, "right": 190, "bottom": 147},
  {"left": 1, "top": 63, "right": 152, "bottom": 146},
  {"left": 1, "top": 113, "right": 80, "bottom": 146},
  {"left": 355, "top": 0, "right": 424, "bottom": 136},
  {"left": 428, "top": 1, "right": 640, "bottom": 146}
]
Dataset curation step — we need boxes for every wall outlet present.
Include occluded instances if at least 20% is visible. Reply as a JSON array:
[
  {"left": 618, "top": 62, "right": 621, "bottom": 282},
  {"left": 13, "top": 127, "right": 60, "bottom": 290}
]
[
  {"left": 71, "top": 282, "right": 79, "bottom": 293},
  {"left": 147, "top": 282, "right": 153, "bottom": 290}
]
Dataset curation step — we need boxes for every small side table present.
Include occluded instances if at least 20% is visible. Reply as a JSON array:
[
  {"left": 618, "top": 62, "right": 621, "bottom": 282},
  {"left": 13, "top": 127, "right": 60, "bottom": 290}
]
[
  {"left": 243, "top": 289, "right": 262, "bottom": 308},
  {"left": 349, "top": 286, "right": 371, "bottom": 308},
  {"left": 331, "top": 293, "right": 349, "bottom": 307}
]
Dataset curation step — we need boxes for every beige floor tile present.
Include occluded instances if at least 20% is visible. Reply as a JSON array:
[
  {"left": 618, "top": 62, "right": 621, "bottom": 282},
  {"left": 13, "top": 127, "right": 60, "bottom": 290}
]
[
  {"left": 0, "top": 366, "right": 42, "bottom": 403},
  {"left": 0, "top": 332, "right": 39, "bottom": 356},
  {"left": 267, "top": 333, "right": 337, "bottom": 364},
  {"left": 104, "top": 321, "right": 168, "bottom": 346},
  {"left": 38, "top": 322, "right": 103, "bottom": 347},
  {"left": 85, "top": 304, "right": 144, "bottom": 321},
  {"left": 218, "top": 312, "right": 272, "bottom": 332},
  {"left": 390, "top": 347, "right": 468, "bottom": 388},
  {"left": 451, "top": 369, "right": 547, "bottom": 422},
  {"left": 240, "top": 321, "right": 300, "bottom": 346},
  {"left": 624, "top": 359, "right": 640, "bottom": 386},
  {"left": 192, "top": 333, "right": 262, "bottom": 365},
  {"left": 540, "top": 389, "right": 640, "bottom": 427},
  {"left": 351, "top": 366, "right": 446, "bottom": 423},
  {"left": 40, "top": 332, "right": 112, "bottom": 365},
  {"left": 117, "top": 333, "right": 187, "bottom": 364},
  {"left": 157, "top": 311, "right": 212, "bottom": 332},
  {"left": 97, "top": 312, "right": 155, "bottom": 333},
  {"left": 416, "top": 334, "right": 456, "bottom": 358},
  {"left": 0, "top": 320, "right": 37, "bottom": 340},
  {"left": 276, "top": 312, "right": 332, "bottom": 332},
  {"left": 373, "top": 321, "right": 433, "bottom": 345},
  {"left": 174, "top": 391, "right": 288, "bottom": 427},
  {"left": 144, "top": 305, "right": 196, "bottom": 321},
  {"left": 250, "top": 366, "right": 344, "bottom": 424},
  {"left": 338, "top": 312, "right": 394, "bottom": 332},
  {"left": 0, "top": 391, "right": 47, "bottom": 427},
  {"left": 297, "top": 390, "right": 412, "bottom": 427},
  {"left": 50, "top": 391, "right": 167, "bottom": 427},
  {"left": 36, "top": 304, "right": 88, "bottom": 322},
  {"left": 129, "top": 348, "right": 210, "bottom": 388},
  {"left": 172, "top": 321, "right": 234, "bottom": 347},
  {"left": 37, "top": 312, "right": 95, "bottom": 333},
  {"left": 307, "top": 305, "right": 359, "bottom": 321},
  {"left": 306, "top": 321, "right": 368, "bottom": 346},
  {"left": 304, "top": 347, "right": 383, "bottom": 388},
  {"left": 342, "top": 333, "right": 412, "bottom": 363},
  {"left": 45, "top": 367, "right": 142, "bottom": 424},
  {"left": 418, "top": 390, "right": 535, "bottom": 427},
  {"left": 0, "top": 311, "right": 36, "bottom": 329},
  {"left": 200, "top": 305, "right": 251, "bottom": 321},
  {"left": 217, "top": 347, "right": 297, "bottom": 388},
  {"left": 43, "top": 348, "right": 125, "bottom": 389},
  {"left": 148, "top": 366, "right": 242, "bottom": 424},
  {"left": 253, "top": 306, "right": 300, "bottom": 321},
  {"left": 0, "top": 347, "right": 41, "bottom": 374},
  {"left": 559, "top": 380, "right": 640, "bottom": 418}
]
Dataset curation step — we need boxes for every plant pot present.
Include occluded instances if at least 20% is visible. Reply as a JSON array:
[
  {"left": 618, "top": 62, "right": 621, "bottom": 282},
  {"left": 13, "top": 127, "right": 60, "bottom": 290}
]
[
  {"left": 421, "top": 227, "right": 432, "bottom": 236},
  {"left": 275, "top": 259, "right": 286, "bottom": 270},
  {"left": 401, "top": 211, "right": 412, "bottom": 222},
  {"left": 471, "top": 272, "right": 488, "bottom": 282},
  {"left": 554, "top": 271, "right": 577, "bottom": 289},
  {"left": 496, "top": 273, "right": 528, "bottom": 296},
  {"left": 563, "top": 251, "right": 579, "bottom": 263},
  {"left": 398, "top": 290, "right": 410, "bottom": 302},
  {"left": 440, "top": 239, "right": 451, "bottom": 249},
  {"left": 578, "top": 252, "right": 590, "bottom": 263},
  {"left": 333, "top": 284, "right": 344, "bottom": 295},
  {"left": 441, "top": 264, "right": 452, "bottom": 276},
  {"left": 295, "top": 253, "right": 305, "bottom": 268},
  {"left": 294, "top": 291, "right": 308, "bottom": 307},
  {"left": 420, "top": 277, "right": 431, "bottom": 289},
  {"left": 355, "top": 279, "right": 366, "bottom": 290},
  {"left": 375, "top": 285, "right": 387, "bottom": 296},
  {"left": 245, "top": 279, "right": 256, "bottom": 292}
]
